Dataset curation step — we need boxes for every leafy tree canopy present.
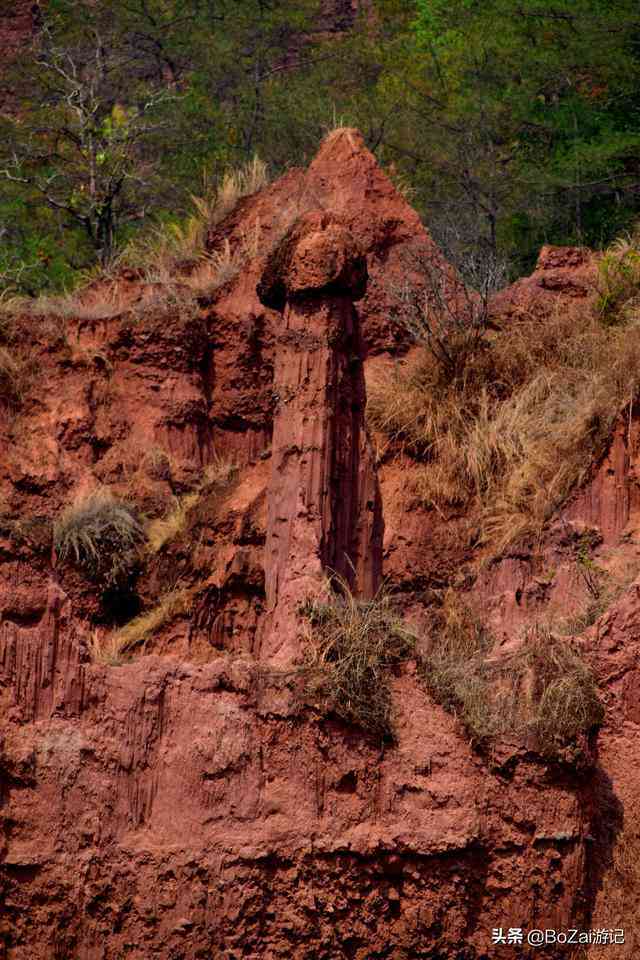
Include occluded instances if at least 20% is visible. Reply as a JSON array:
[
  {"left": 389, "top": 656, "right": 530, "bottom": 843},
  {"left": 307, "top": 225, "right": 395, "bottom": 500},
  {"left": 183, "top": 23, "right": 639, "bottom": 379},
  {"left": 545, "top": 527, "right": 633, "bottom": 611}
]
[{"left": 1, "top": 0, "right": 640, "bottom": 293}]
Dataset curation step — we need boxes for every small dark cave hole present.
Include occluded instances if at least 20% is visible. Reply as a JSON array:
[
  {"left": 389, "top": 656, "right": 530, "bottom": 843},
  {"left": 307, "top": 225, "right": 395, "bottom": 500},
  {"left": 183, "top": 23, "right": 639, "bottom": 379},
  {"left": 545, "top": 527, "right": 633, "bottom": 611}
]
[
  {"left": 335, "top": 771, "right": 358, "bottom": 794},
  {"left": 100, "top": 586, "right": 142, "bottom": 626}
]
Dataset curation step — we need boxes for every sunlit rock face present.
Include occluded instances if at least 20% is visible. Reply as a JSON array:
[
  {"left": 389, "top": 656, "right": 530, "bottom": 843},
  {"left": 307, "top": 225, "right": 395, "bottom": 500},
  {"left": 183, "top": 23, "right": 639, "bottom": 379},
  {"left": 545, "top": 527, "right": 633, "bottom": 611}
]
[{"left": 0, "top": 129, "right": 635, "bottom": 958}]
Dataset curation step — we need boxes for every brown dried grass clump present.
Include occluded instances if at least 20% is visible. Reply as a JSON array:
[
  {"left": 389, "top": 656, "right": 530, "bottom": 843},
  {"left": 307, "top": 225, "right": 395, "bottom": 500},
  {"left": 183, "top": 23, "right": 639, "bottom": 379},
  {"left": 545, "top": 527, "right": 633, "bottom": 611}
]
[
  {"left": 420, "top": 594, "right": 604, "bottom": 755},
  {"left": 123, "top": 155, "right": 268, "bottom": 277},
  {"left": 320, "top": 125, "right": 360, "bottom": 151},
  {"left": 146, "top": 457, "right": 238, "bottom": 554},
  {"left": 419, "top": 590, "right": 497, "bottom": 739},
  {"left": 0, "top": 345, "right": 23, "bottom": 405},
  {"left": 302, "top": 575, "right": 418, "bottom": 736},
  {"left": 368, "top": 301, "right": 640, "bottom": 556},
  {"left": 146, "top": 493, "right": 201, "bottom": 555},
  {"left": 597, "top": 228, "right": 640, "bottom": 323},
  {"left": 182, "top": 226, "right": 262, "bottom": 297},
  {"left": 4, "top": 289, "right": 128, "bottom": 321},
  {"left": 55, "top": 488, "right": 146, "bottom": 586},
  {"left": 523, "top": 627, "right": 604, "bottom": 756},
  {"left": 88, "top": 588, "right": 191, "bottom": 664}
]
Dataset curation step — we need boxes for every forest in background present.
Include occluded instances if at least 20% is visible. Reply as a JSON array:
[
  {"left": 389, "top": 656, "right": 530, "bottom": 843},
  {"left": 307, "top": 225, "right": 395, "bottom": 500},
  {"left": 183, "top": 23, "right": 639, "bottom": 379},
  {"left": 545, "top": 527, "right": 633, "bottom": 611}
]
[{"left": 1, "top": 0, "right": 639, "bottom": 295}]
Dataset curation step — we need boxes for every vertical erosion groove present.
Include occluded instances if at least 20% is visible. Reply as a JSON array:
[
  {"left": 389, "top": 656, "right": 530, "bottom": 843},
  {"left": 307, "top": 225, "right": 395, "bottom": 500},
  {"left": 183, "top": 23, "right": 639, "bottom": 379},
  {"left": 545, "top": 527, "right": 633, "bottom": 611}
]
[{"left": 257, "top": 211, "right": 383, "bottom": 664}]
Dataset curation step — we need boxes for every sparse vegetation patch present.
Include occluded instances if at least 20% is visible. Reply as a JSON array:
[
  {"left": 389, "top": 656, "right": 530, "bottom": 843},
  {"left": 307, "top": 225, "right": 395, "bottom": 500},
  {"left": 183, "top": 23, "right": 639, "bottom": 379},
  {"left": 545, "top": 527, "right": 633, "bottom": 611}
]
[
  {"left": 0, "top": 346, "right": 23, "bottom": 405},
  {"left": 597, "top": 230, "right": 640, "bottom": 323},
  {"left": 368, "top": 242, "right": 640, "bottom": 556},
  {"left": 419, "top": 590, "right": 497, "bottom": 739},
  {"left": 122, "top": 156, "right": 267, "bottom": 280},
  {"left": 525, "top": 627, "right": 604, "bottom": 757},
  {"left": 302, "top": 583, "right": 603, "bottom": 757},
  {"left": 146, "top": 457, "right": 238, "bottom": 554},
  {"left": 92, "top": 589, "right": 191, "bottom": 663},
  {"left": 147, "top": 493, "right": 201, "bottom": 555},
  {"left": 558, "top": 549, "right": 640, "bottom": 637},
  {"left": 55, "top": 488, "right": 146, "bottom": 586},
  {"left": 302, "top": 576, "right": 418, "bottom": 736},
  {"left": 420, "top": 593, "right": 604, "bottom": 757}
]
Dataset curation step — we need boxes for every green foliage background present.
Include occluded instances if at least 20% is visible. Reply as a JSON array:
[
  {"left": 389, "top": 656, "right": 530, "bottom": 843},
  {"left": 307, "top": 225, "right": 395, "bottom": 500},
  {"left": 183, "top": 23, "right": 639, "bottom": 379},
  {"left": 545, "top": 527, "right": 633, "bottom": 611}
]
[{"left": 1, "top": 0, "right": 639, "bottom": 293}]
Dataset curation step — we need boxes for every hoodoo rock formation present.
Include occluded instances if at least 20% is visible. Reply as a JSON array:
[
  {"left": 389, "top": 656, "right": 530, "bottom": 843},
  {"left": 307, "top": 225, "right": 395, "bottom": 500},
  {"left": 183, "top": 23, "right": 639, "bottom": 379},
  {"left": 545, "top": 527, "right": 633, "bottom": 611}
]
[
  {"left": 0, "top": 130, "right": 639, "bottom": 957},
  {"left": 258, "top": 211, "right": 382, "bottom": 664}
]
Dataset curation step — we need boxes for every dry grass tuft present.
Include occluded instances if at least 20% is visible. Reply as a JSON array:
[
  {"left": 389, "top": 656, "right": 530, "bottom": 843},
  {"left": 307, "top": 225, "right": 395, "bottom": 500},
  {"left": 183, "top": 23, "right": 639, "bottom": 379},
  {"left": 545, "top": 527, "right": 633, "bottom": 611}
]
[
  {"left": 0, "top": 346, "right": 23, "bottom": 404},
  {"left": 213, "top": 155, "right": 268, "bottom": 222},
  {"left": 89, "top": 589, "right": 191, "bottom": 663},
  {"left": 106, "top": 589, "right": 191, "bottom": 658},
  {"left": 142, "top": 446, "right": 174, "bottom": 480},
  {"left": 524, "top": 626, "right": 604, "bottom": 756},
  {"left": 87, "top": 628, "right": 130, "bottom": 666},
  {"left": 420, "top": 595, "right": 604, "bottom": 755},
  {"left": 200, "top": 456, "right": 239, "bottom": 490},
  {"left": 123, "top": 155, "right": 268, "bottom": 276},
  {"left": 419, "top": 590, "right": 496, "bottom": 738},
  {"left": 55, "top": 488, "right": 146, "bottom": 586},
  {"left": 368, "top": 300, "right": 640, "bottom": 555},
  {"left": 146, "top": 456, "right": 238, "bottom": 554},
  {"left": 0, "top": 284, "right": 128, "bottom": 321},
  {"left": 147, "top": 493, "right": 200, "bottom": 554},
  {"left": 125, "top": 283, "right": 200, "bottom": 325},
  {"left": 302, "top": 581, "right": 603, "bottom": 754},
  {"left": 302, "top": 575, "right": 418, "bottom": 736},
  {"left": 320, "top": 125, "right": 360, "bottom": 150},
  {"left": 597, "top": 228, "right": 640, "bottom": 323},
  {"left": 183, "top": 224, "right": 261, "bottom": 297}
]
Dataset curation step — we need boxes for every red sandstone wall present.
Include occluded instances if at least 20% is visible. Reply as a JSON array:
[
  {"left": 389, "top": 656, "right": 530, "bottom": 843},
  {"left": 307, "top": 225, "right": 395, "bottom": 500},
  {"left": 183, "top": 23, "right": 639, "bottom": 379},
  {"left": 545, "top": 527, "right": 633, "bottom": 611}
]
[{"left": 0, "top": 131, "right": 638, "bottom": 958}]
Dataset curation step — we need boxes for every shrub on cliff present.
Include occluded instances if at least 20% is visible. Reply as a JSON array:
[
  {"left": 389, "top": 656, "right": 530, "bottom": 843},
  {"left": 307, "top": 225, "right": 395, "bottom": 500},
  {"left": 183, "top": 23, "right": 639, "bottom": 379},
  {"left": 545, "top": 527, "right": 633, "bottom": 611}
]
[
  {"left": 368, "top": 267, "right": 640, "bottom": 556},
  {"left": 391, "top": 242, "right": 502, "bottom": 383},
  {"left": 419, "top": 590, "right": 497, "bottom": 739},
  {"left": 302, "top": 576, "right": 418, "bottom": 736},
  {"left": 525, "top": 628, "right": 604, "bottom": 758},
  {"left": 54, "top": 489, "right": 146, "bottom": 586},
  {"left": 302, "top": 582, "right": 603, "bottom": 756}
]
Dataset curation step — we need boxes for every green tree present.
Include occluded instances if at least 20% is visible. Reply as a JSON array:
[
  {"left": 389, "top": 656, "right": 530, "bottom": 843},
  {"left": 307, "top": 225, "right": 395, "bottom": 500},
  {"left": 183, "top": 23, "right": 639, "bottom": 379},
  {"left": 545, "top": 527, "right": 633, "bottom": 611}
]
[
  {"left": 408, "top": 0, "right": 640, "bottom": 265},
  {"left": 4, "top": 0, "right": 639, "bottom": 295},
  {"left": 0, "top": 0, "right": 325, "bottom": 289},
  {"left": 1, "top": 17, "right": 180, "bottom": 266}
]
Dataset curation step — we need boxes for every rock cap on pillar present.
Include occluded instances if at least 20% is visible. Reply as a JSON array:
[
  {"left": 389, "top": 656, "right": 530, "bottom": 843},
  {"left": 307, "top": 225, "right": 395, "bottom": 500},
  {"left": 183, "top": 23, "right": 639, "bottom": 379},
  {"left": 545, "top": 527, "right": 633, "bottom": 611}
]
[{"left": 257, "top": 210, "right": 368, "bottom": 312}]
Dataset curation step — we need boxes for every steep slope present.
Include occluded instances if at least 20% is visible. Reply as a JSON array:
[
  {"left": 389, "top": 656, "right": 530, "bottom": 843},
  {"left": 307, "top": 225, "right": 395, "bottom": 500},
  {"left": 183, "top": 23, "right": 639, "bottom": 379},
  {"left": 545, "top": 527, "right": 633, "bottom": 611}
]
[{"left": 0, "top": 130, "right": 636, "bottom": 958}]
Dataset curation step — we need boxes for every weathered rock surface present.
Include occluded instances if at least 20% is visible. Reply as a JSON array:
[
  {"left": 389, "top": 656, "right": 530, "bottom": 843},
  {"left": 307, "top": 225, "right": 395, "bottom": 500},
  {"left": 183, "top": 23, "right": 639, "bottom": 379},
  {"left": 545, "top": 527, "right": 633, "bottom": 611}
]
[
  {"left": 258, "top": 211, "right": 382, "bottom": 664},
  {"left": 490, "top": 245, "right": 598, "bottom": 324},
  {"left": 0, "top": 623, "right": 591, "bottom": 959},
  {"left": 0, "top": 131, "right": 637, "bottom": 958}
]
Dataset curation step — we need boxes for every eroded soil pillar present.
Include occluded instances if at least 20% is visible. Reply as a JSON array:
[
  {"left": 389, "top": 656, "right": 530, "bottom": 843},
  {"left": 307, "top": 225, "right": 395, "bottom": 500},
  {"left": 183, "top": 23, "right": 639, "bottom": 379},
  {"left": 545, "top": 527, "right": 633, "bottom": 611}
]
[{"left": 257, "top": 211, "right": 383, "bottom": 665}]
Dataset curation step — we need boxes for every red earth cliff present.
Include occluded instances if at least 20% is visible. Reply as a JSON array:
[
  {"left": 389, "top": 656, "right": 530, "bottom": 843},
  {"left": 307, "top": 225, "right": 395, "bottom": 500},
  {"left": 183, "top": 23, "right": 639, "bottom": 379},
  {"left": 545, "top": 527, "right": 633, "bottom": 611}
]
[{"left": 0, "top": 131, "right": 637, "bottom": 958}]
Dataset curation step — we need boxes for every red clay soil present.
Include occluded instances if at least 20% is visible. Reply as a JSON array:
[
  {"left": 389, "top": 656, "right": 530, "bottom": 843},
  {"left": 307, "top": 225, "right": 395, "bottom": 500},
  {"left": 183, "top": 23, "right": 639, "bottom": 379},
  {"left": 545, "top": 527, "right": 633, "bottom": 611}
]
[{"left": 0, "top": 130, "right": 638, "bottom": 958}]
